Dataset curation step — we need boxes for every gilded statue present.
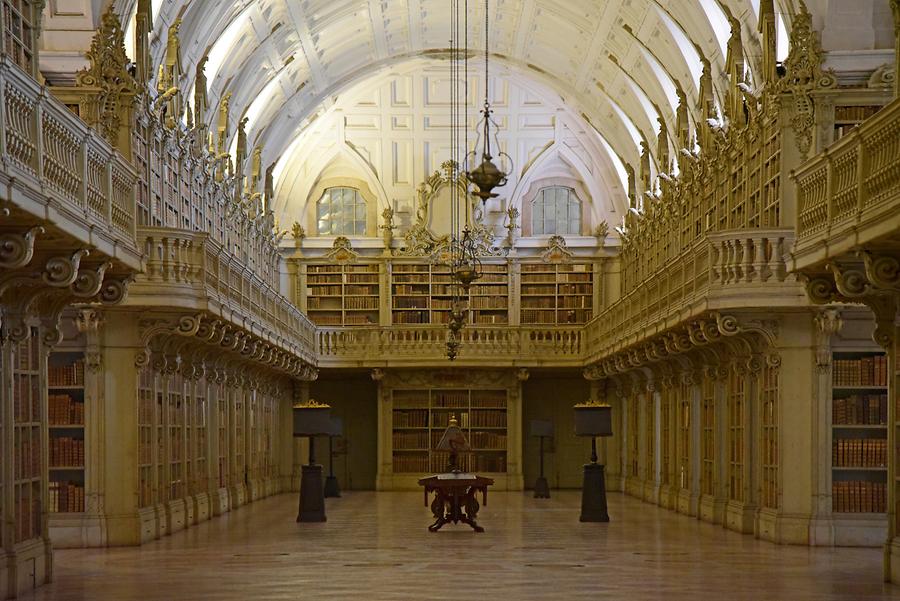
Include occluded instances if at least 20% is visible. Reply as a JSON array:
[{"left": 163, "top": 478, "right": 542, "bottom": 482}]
[{"left": 217, "top": 92, "right": 232, "bottom": 155}]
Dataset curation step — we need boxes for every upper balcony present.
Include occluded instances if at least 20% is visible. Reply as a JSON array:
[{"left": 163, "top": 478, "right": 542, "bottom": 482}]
[
  {"left": 793, "top": 97, "right": 900, "bottom": 272},
  {"left": 317, "top": 324, "right": 584, "bottom": 368},
  {"left": 0, "top": 56, "right": 141, "bottom": 270},
  {"left": 584, "top": 228, "right": 804, "bottom": 365}
]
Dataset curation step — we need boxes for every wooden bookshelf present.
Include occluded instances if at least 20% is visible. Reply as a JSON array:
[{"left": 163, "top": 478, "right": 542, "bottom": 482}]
[
  {"left": 520, "top": 262, "right": 593, "bottom": 325},
  {"left": 306, "top": 263, "right": 380, "bottom": 326},
  {"left": 48, "top": 351, "right": 86, "bottom": 513},
  {"left": 390, "top": 388, "right": 508, "bottom": 475},
  {"left": 469, "top": 264, "right": 509, "bottom": 325},
  {"left": 833, "top": 105, "right": 883, "bottom": 141},
  {"left": 831, "top": 351, "right": 888, "bottom": 514},
  {"left": 392, "top": 262, "right": 510, "bottom": 326},
  {"left": 13, "top": 328, "right": 42, "bottom": 542},
  {"left": 138, "top": 367, "right": 154, "bottom": 508}
]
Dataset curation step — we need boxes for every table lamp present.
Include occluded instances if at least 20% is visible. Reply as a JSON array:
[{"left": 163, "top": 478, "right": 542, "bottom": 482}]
[
  {"left": 435, "top": 414, "right": 471, "bottom": 472},
  {"left": 293, "top": 399, "right": 332, "bottom": 522},
  {"left": 573, "top": 401, "right": 613, "bottom": 522},
  {"left": 324, "top": 416, "right": 343, "bottom": 498},
  {"left": 530, "top": 419, "right": 553, "bottom": 499}
]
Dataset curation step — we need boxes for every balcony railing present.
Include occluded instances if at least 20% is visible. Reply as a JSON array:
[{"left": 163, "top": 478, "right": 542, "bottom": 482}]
[
  {"left": 585, "top": 228, "right": 795, "bottom": 363},
  {"left": 137, "top": 227, "right": 316, "bottom": 363},
  {"left": 317, "top": 325, "right": 584, "bottom": 367},
  {"left": 0, "top": 56, "right": 140, "bottom": 267},
  {"left": 793, "top": 98, "right": 900, "bottom": 270}
]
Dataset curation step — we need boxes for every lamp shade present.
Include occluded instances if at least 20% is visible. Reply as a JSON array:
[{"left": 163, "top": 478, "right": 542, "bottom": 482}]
[
  {"left": 293, "top": 402, "right": 332, "bottom": 436},
  {"left": 328, "top": 416, "right": 344, "bottom": 437},
  {"left": 530, "top": 419, "right": 554, "bottom": 438},
  {"left": 573, "top": 404, "right": 613, "bottom": 437}
]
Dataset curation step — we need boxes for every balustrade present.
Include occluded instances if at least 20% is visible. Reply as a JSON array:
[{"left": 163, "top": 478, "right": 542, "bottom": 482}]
[
  {"left": 793, "top": 98, "right": 900, "bottom": 268},
  {"left": 316, "top": 325, "right": 583, "bottom": 366},
  {"left": 0, "top": 56, "right": 138, "bottom": 257},
  {"left": 139, "top": 227, "right": 316, "bottom": 361},
  {"left": 585, "top": 229, "right": 794, "bottom": 362}
]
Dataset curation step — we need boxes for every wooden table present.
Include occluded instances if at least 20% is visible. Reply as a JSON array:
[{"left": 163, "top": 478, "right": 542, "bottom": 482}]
[{"left": 418, "top": 473, "right": 494, "bottom": 532}]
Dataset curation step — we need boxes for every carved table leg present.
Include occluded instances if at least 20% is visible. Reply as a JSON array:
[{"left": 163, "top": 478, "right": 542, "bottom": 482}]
[
  {"left": 461, "top": 487, "right": 484, "bottom": 533},
  {"left": 428, "top": 491, "right": 449, "bottom": 532}
]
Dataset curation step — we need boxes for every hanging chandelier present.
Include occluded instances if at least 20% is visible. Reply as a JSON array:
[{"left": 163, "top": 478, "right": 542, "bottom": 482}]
[{"left": 466, "top": 0, "right": 512, "bottom": 204}]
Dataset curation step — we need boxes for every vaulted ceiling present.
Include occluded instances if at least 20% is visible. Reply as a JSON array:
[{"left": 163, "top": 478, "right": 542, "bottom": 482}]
[{"left": 124, "top": 0, "right": 798, "bottom": 207}]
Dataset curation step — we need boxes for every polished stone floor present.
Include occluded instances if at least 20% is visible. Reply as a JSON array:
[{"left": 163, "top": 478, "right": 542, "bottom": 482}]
[{"left": 21, "top": 491, "right": 900, "bottom": 600}]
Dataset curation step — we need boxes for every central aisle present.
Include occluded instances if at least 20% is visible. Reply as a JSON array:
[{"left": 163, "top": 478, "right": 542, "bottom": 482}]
[{"left": 26, "top": 492, "right": 896, "bottom": 600}]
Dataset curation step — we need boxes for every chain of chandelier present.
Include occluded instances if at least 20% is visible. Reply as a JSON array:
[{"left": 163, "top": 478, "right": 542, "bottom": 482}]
[{"left": 445, "top": 0, "right": 512, "bottom": 361}]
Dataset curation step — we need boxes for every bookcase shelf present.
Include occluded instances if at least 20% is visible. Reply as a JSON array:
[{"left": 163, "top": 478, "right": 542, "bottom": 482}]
[
  {"left": 390, "top": 388, "right": 508, "bottom": 474},
  {"left": 391, "top": 263, "right": 511, "bottom": 326},
  {"left": 48, "top": 350, "right": 86, "bottom": 514},
  {"left": 520, "top": 262, "right": 593, "bottom": 325},
  {"left": 305, "top": 263, "right": 380, "bottom": 326},
  {"left": 831, "top": 351, "right": 888, "bottom": 515}
]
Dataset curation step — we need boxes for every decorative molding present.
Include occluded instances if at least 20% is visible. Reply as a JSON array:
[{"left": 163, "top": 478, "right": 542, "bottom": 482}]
[{"left": 540, "top": 235, "right": 573, "bottom": 263}]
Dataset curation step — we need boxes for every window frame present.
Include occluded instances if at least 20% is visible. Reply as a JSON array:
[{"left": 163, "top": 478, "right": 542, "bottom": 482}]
[{"left": 316, "top": 186, "right": 367, "bottom": 236}]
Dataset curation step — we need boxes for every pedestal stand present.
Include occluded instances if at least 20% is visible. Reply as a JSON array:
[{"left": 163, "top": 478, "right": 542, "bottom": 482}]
[
  {"left": 298, "top": 435, "right": 326, "bottom": 522},
  {"left": 534, "top": 435, "right": 550, "bottom": 499},
  {"left": 579, "top": 437, "right": 609, "bottom": 522},
  {"left": 324, "top": 435, "right": 341, "bottom": 498}
]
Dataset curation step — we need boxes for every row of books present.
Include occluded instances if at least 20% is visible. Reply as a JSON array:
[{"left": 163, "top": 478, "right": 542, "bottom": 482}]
[
  {"left": 832, "top": 481, "right": 886, "bottom": 513},
  {"left": 393, "top": 453, "right": 430, "bottom": 473},
  {"left": 832, "top": 394, "right": 887, "bottom": 425},
  {"left": 49, "top": 481, "right": 85, "bottom": 513},
  {"left": 473, "top": 394, "right": 507, "bottom": 408},
  {"left": 49, "top": 394, "right": 85, "bottom": 425},
  {"left": 48, "top": 361, "right": 85, "bottom": 386},
  {"left": 307, "top": 298, "right": 341, "bottom": 309},
  {"left": 433, "top": 392, "right": 469, "bottom": 407},
  {"left": 344, "top": 285, "right": 377, "bottom": 295},
  {"left": 558, "top": 284, "right": 592, "bottom": 295},
  {"left": 306, "top": 284, "right": 342, "bottom": 295},
  {"left": 393, "top": 431, "right": 429, "bottom": 449},
  {"left": 558, "top": 296, "right": 591, "bottom": 309},
  {"left": 392, "top": 312, "right": 431, "bottom": 324},
  {"left": 472, "top": 314, "right": 509, "bottom": 325},
  {"left": 393, "top": 409, "right": 429, "bottom": 428},
  {"left": 470, "top": 297, "right": 506, "bottom": 310},
  {"left": 308, "top": 314, "right": 343, "bottom": 325},
  {"left": 306, "top": 275, "right": 342, "bottom": 285},
  {"left": 343, "top": 296, "right": 378, "bottom": 309},
  {"left": 50, "top": 436, "right": 85, "bottom": 467},
  {"left": 14, "top": 437, "right": 41, "bottom": 480},
  {"left": 521, "top": 275, "right": 558, "bottom": 283},
  {"left": 14, "top": 496, "right": 41, "bottom": 543},
  {"left": 15, "top": 335, "right": 39, "bottom": 371},
  {"left": 470, "top": 410, "right": 507, "bottom": 427},
  {"left": 832, "top": 356, "right": 888, "bottom": 387},
  {"left": 521, "top": 309, "right": 590, "bottom": 324},
  {"left": 522, "top": 285, "right": 556, "bottom": 294},
  {"left": 832, "top": 438, "right": 887, "bottom": 468},
  {"left": 469, "top": 431, "right": 507, "bottom": 449},
  {"left": 13, "top": 375, "right": 41, "bottom": 421},
  {"left": 834, "top": 105, "right": 882, "bottom": 122},
  {"left": 343, "top": 314, "right": 377, "bottom": 325},
  {"left": 346, "top": 274, "right": 379, "bottom": 283},
  {"left": 393, "top": 298, "right": 429, "bottom": 309}
]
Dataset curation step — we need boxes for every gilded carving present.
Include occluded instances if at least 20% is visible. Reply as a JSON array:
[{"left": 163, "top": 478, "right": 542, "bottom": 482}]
[{"left": 75, "top": 8, "right": 139, "bottom": 147}]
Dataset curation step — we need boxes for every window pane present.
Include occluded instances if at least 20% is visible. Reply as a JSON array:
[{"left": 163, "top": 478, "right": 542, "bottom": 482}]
[{"left": 569, "top": 218, "right": 580, "bottom": 234}]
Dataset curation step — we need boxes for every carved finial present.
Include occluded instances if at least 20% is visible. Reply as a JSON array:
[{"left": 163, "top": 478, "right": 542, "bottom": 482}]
[
  {"left": 75, "top": 8, "right": 138, "bottom": 150},
  {"left": 593, "top": 221, "right": 609, "bottom": 242},
  {"left": 777, "top": 1, "right": 837, "bottom": 158}
]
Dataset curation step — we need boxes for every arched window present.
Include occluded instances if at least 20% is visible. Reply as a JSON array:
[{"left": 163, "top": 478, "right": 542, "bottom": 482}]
[
  {"left": 532, "top": 186, "right": 582, "bottom": 235},
  {"left": 316, "top": 187, "right": 366, "bottom": 235}
]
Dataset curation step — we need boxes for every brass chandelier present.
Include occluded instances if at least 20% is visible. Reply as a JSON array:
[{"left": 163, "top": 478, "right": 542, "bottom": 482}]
[
  {"left": 445, "top": 0, "right": 509, "bottom": 361},
  {"left": 465, "top": 0, "right": 512, "bottom": 204}
]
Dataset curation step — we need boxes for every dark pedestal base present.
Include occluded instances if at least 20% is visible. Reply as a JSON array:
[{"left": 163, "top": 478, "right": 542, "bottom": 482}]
[
  {"left": 579, "top": 463, "right": 609, "bottom": 522},
  {"left": 533, "top": 476, "right": 550, "bottom": 499},
  {"left": 297, "top": 464, "right": 326, "bottom": 522},
  {"left": 324, "top": 475, "right": 341, "bottom": 498}
]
